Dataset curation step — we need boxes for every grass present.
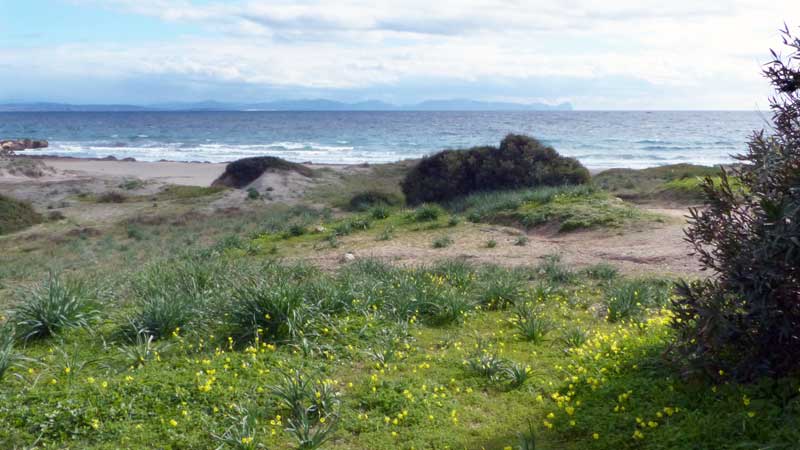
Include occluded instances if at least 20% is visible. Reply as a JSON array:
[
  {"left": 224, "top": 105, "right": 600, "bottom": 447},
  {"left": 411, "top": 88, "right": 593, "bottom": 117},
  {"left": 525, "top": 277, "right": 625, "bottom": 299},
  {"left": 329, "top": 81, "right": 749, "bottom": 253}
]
[
  {"left": 0, "top": 163, "right": 796, "bottom": 450},
  {"left": 11, "top": 273, "right": 99, "bottom": 341},
  {"left": 593, "top": 163, "right": 728, "bottom": 201},
  {"left": 0, "top": 194, "right": 43, "bottom": 235},
  {"left": 450, "top": 185, "right": 661, "bottom": 232},
  {"left": 0, "top": 252, "right": 796, "bottom": 449}
]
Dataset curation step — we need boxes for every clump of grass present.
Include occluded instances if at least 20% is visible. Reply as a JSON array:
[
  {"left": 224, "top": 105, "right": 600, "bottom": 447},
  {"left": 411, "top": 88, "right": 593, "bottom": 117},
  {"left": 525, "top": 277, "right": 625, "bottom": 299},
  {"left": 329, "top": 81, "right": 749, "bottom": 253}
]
[
  {"left": 118, "top": 327, "right": 171, "bottom": 367},
  {"left": 513, "top": 303, "right": 552, "bottom": 344},
  {"left": 560, "top": 326, "right": 590, "bottom": 349},
  {"left": 536, "top": 254, "right": 574, "bottom": 284},
  {"left": 414, "top": 204, "right": 444, "bottom": 222},
  {"left": 432, "top": 235, "right": 453, "bottom": 248},
  {"left": 605, "top": 279, "right": 671, "bottom": 322},
  {"left": 369, "top": 205, "right": 391, "bottom": 220},
  {"left": 269, "top": 369, "right": 340, "bottom": 450},
  {"left": 582, "top": 263, "right": 619, "bottom": 281},
  {"left": 514, "top": 235, "right": 529, "bottom": 246},
  {"left": 447, "top": 216, "right": 460, "bottom": 227},
  {"left": 154, "top": 185, "right": 227, "bottom": 201},
  {"left": 475, "top": 266, "right": 526, "bottom": 309},
  {"left": 486, "top": 239, "right": 497, "bottom": 248},
  {"left": 377, "top": 226, "right": 394, "bottom": 241},
  {"left": 212, "top": 405, "right": 261, "bottom": 450},
  {"left": 12, "top": 273, "right": 99, "bottom": 341},
  {"left": 126, "top": 223, "right": 146, "bottom": 240},
  {"left": 119, "top": 178, "right": 144, "bottom": 190},
  {"left": 418, "top": 287, "right": 473, "bottom": 326},
  {"left": 124, "top": 258, "right": 220, "bottom": 339},
  {"left": 0, "top": 324, "right": 19, "bottom": 382},
  {"left": 227, "top": 280, "right": 308, "bottom": 344},
  {"left": 503, "top": 362, "right": 533, "bottom": 388}
]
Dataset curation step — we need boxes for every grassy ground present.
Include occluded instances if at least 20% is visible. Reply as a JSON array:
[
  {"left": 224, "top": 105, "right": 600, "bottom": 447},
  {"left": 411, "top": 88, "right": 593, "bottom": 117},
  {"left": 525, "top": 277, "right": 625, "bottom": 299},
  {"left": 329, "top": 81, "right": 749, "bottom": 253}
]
[
  {"left": 0, "top": 194, "right": 43, "bottom": 235},
  {"left": 1, "top": 162, "right": 795, "bottom": 449},
  {"left": 448, "top": 185, "right": 665, "bottom": 232},
  {"left": 1, "top": 252, "right": 796, "bottom": 450},
  {"left": 593, "top": 164, "right": 726, "bottom": 202}
]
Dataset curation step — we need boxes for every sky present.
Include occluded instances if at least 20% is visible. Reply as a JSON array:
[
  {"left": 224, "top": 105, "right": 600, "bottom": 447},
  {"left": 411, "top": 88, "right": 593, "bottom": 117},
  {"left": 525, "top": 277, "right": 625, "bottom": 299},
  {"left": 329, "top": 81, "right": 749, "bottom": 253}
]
[{"left": 1, "top": 0, "right": 799, "bottom": 110}]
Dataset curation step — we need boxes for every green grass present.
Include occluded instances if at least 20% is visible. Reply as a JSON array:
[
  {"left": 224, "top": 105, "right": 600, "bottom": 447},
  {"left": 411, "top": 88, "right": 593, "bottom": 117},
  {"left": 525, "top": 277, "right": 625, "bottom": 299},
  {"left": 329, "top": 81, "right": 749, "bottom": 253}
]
[
  {"left": 0, "top": 194, "right": 43, "bottom": 235},
  {"left": 593, "top": 163, "right": 729, "bottom": 202},
  {"left": 0, "top": 255, "right": 795, "bottom": 450},
  {"left": 450, "top": 185, "right": 661, "bottom": 232}
]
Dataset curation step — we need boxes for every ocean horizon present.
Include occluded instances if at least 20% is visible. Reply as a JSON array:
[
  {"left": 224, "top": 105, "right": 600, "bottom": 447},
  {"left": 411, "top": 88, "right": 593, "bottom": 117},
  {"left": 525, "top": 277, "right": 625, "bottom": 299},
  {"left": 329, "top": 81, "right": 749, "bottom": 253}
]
[{"left": 2, "top": 110, "right": 770, "bottom": 169}]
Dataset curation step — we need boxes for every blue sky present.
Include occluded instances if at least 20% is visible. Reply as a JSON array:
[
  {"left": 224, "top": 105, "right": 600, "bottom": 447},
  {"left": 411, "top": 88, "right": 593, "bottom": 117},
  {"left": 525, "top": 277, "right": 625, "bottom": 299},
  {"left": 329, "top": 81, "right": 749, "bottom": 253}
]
[{"left": 1, "top": 0, "right": 798, "bottom": 109}]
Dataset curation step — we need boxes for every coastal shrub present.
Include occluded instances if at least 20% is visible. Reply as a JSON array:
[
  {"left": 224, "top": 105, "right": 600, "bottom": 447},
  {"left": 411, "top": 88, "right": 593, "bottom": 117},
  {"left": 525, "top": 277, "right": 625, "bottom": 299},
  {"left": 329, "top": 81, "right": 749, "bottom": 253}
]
[
  {"left": 402, "top": 134, "right": 590, "bottom": 204},
  {"left": 212, "top": 156, "right": 313, "bottom": 188},
  {"left": 671, "top": 28, "right": 800, "bottom": 380},
  {"left": 97, "top": 191, "right": 126, "bottom": 203},
  {"left": 13, "top": 273, "right": 99, "bottom": 341},
  {"left": 0, "top": 194, "right": 43, "bottom": 235},
  {"left": 348, "top": 191, "right": 402, "bottom": 211}
]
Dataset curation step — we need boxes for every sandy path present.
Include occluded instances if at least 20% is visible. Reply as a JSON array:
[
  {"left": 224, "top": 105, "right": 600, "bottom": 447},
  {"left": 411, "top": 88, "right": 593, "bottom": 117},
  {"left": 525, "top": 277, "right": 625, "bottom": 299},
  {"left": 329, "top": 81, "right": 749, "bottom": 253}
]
[
  {"left": 43, "top": 159, "right": 228, "bottom": 186},
  {"left": 303, "top": 208, "right": 700, "bottom": 277}
]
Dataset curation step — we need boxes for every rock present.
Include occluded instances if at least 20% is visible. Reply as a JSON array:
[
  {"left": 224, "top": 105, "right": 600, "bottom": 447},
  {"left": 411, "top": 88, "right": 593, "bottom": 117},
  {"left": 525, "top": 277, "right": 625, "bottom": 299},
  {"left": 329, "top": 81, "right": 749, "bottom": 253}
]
[
  {"left": 0, "top": 139, "right": 49, "bottom": 152},
  {"left": 121, "top": 157, "right": 136, "bottom": 162},
  {"left": 341, "top": 252, "right": 356, "bottom": 263},
  {"left": 314, "top": 225, "right": 326, "bottom": 233},
  {"left": 101, "top": 155, "right": 118, "bottom": 161}
]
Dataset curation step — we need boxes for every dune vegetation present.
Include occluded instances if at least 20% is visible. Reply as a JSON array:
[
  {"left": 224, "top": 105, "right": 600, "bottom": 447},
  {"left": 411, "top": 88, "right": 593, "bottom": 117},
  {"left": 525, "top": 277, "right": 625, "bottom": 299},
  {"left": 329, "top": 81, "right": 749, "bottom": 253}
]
[{"left": 1, "top": 32, "right": 799, "bottom": 450}]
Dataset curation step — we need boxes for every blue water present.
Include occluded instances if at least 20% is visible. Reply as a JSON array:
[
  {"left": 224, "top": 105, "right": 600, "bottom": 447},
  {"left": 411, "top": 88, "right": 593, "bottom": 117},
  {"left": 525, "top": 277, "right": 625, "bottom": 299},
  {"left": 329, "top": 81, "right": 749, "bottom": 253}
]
[{"left": 0, "top": 111, "right": 770, "bottom": 169}]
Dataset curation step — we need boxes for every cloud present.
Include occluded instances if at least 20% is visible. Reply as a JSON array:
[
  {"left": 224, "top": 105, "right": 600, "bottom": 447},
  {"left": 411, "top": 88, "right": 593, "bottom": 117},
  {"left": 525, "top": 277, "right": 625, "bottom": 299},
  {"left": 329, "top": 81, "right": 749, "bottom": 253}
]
[{"left": 8, "top": 0, "right": 800, "bottom": 108}]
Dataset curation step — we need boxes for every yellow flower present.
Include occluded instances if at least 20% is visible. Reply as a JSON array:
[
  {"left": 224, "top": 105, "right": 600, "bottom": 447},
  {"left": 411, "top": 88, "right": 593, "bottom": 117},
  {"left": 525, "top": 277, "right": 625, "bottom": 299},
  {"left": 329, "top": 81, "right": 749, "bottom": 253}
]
[
  {"left": 169, "top": 419, "right": 178, "bottom": 427},
  {"left": 593, "top": 433, "right": 600, "bottom": 440},
  {"left": 241, "top": 436, "right": 253, "bottom": 444}
]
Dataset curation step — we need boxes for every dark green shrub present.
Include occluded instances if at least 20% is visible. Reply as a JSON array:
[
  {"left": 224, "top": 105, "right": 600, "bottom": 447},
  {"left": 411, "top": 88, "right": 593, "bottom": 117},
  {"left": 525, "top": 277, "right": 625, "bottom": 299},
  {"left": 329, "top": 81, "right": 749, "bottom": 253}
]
[
  {"left": 246, "top": 187, "right": 260, "bottom": 200},
  {"left": 671, "top": 29, "right": 800, "bottom": 380},
  {"left": 213, "top": 156, "right": 313, "bottom": 188},
  {"left": 348, "top": 191, "right": 402, "bottom": 211},
  {"left": 402, "top": 134, "right": 590, "bottom": 204}
]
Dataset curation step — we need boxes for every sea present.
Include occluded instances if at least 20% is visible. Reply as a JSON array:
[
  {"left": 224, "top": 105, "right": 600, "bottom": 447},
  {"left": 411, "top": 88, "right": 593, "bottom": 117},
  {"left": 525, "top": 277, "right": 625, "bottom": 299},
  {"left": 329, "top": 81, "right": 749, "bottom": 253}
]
[{"left": 0, "top": 111, "right": 771, "bottom": 169}]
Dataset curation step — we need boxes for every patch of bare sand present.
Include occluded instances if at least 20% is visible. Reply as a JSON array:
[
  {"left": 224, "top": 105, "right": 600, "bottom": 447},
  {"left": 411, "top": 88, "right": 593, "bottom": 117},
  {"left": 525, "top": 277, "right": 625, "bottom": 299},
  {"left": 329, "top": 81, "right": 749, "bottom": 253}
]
[{"left": 301, "top": 209, "right": 700, "bottom": 277}]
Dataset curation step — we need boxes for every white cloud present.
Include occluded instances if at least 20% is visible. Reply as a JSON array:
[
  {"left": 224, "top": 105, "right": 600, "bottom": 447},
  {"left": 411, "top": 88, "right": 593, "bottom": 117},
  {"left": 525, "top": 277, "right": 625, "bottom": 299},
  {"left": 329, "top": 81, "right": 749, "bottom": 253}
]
[{"left": 10, "top": 0, "right": 800, "bottom": 107}]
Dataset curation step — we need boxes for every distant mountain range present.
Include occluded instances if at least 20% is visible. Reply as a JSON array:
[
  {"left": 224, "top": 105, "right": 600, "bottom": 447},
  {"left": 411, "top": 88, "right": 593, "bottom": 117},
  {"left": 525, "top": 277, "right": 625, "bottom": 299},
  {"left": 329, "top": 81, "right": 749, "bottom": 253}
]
[{"left": 0, "top": 99, "right": 572, "bottom": 112}]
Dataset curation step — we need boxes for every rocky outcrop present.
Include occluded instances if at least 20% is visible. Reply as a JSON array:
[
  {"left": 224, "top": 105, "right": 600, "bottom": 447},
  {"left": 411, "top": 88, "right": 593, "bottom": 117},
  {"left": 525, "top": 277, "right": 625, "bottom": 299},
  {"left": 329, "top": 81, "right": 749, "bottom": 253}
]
[{"left": 1, "top": 139, "right": 49, "bottom": 153}]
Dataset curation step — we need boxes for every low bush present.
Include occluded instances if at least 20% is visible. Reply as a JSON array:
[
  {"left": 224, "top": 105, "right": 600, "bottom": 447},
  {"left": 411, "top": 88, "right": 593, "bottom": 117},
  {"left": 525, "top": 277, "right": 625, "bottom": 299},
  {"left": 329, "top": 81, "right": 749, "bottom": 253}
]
[
  {"left": 348, "top": 191, "right": 402, "bottom": 211},
  {"left": 402, "top": 134, "right": 590, "bottom": 204},
  {"left": 213, "top": 156, "right": 313, "bottom": 188},
  {"left": 0, "top": 194, "right": 42, "bottom": 235},
  {"left": 97, "top": 191, "right": 127, "bottom": 203}
]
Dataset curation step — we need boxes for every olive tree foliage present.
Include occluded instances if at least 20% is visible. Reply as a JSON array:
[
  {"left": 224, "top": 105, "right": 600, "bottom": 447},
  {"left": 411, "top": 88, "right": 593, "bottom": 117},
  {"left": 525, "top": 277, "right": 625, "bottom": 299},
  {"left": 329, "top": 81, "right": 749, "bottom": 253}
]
[{"left": 671, "top": 26, "right": 800, "bottom": 380}]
